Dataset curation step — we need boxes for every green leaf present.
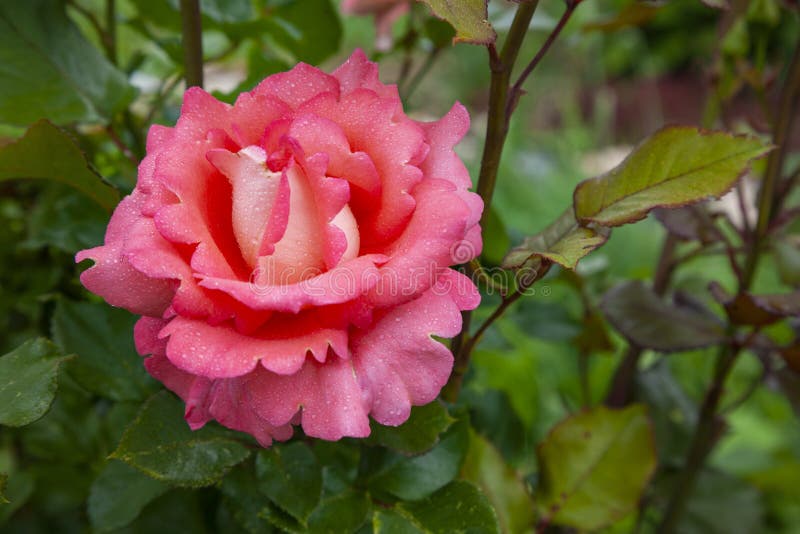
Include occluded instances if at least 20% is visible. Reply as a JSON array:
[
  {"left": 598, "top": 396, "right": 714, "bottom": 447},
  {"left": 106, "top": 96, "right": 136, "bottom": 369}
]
[
  {"left": 23, "top": 184, "right": 107, "bottom": 253},
  {"left": 111, "top": 391, "right": 251, "bottom": 487},
  {"left": 373, "top": 509, "right": 425, "bottom": 534},
  {"left": 0, "top": 120, "right": 119, "bottom": 211},
  {"left": 255, "top": 442, "right": 322, "bottom": 524},
  {"left": 0, "top": 0, "right": 135, "bottom": 125},
  {"left": 219, "top": 464, "right": 275, "bottom": 534},
  {"left": 368, "top": 417, "right": 470, "bottom": 501},
  {"left": 536, "top": 404, "right": 657, "bottom": 531},
  {"left": 397, "top": 481, "right": 500, "bottom": 533},
  {"left": 266, "top": 0, "right": 342, "bottom": 65},
  {"left": 0, "top": 474, "right": 6, "bottom": 504},
  {"left": 573, "top": 127, "right": 771, "bottom": 226},
  {"left": 307, "top": 490, "right": 370, "bottom": 533},
  {"left": 601, "top": 280, "right": 726, "bottom": 352},
  {"left": 418, "top": 0, "right": 496, "bottom": 44},
  {"left": 0, "top": 338, "right": 73, "bottom": 427},
  {"left": 367, "top": 401, "right": 455, "bottom": 455},
  {"left": 460, "top": 431, "right": 536, "bottom": 534},
  {"left": 502, "top": 208, "right": 610, "bottom": 271},
  {"left": 88, "top": 460, "right": 169, "bottom": 533},
  {"left": 52, "top": 299, "right": 156, "bottom": 401}
]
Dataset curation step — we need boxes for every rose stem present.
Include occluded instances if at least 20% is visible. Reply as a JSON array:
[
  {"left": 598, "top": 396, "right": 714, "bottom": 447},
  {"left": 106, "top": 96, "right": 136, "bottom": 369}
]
[{"left": 179, "top": 0, "right": 204, "bottom": 89}]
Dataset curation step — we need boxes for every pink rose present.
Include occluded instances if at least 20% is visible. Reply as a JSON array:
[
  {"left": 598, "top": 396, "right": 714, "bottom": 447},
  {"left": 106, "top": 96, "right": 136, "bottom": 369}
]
[
  {"left": 341, "top": 0, "right": 411, "bottom": 51},
  {"left": 76, "top": 50, "right": 482, "bottom": 446}
]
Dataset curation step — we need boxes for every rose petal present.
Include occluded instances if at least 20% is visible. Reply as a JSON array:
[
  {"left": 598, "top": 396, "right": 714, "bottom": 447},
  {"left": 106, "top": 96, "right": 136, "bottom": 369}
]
[
  {"left": 353, "top": 280, "right": 466, "bottom": 426},
  {"left": 76, "top": 194, "right": 175, "bottom": 317},
  {"left": 246, "top": 357, "right": 371, "bottom": 440},
  {"left": 160, "top": 314, "right": 349, "bottom": 378}
]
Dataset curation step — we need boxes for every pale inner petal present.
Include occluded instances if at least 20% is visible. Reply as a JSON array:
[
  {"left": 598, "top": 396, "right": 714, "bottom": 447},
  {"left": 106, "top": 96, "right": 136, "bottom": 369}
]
[{"left": 207, "top": 146, "right": 281, "bottom": 268}]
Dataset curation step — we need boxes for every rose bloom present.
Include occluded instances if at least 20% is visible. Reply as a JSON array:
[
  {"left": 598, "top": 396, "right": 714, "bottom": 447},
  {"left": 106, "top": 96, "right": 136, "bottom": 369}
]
[
  {"left": 76, "top": 51, "right": 482, "bottom": 446},
  {"left": 341, "top": 0, "right": 410, "bottom": 51}
]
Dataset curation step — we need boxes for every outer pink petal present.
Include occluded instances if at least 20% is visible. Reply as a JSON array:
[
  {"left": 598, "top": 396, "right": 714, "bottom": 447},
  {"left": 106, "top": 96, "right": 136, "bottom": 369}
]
[
  {"left": 159, "top": 315, "right": 349, "bottom": 378},
  {"left": 250, "top": 63, "right": 340, "bottom": 109},
  {"left": 332, "top": 49, "right": 397, "bottom": 100},
  {"left": 417, "top": 103, "right": 473, "bottom": 190},
  {"left": 245, "top": 358, "right": 371, "bottom": 440},
  {"left": 366, "top": 179, "right": 473, "bottom": 307},
  {"left": 353, "top": 280, "right": 467, "bottom": 426},
  {"left": 199, "top": 254, "right": 387, "bottom": 313},
  {"left": 76, "top": 194, "right": 175, "bottom": 317},
  {"left": 208, "top": 380, "right": 294, "bottom": 447}
]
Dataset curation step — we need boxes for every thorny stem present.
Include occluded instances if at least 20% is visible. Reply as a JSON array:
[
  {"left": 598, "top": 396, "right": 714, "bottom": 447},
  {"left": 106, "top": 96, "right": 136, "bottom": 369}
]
[
  {"left": 658, "top": 36, "right": 800, "bottom": 534},
  {"left": 445, "top": 0, "right": 540, "bottom": 402},
  {"left": 179, "top": 0, "right": 204, "bottom": 89}
]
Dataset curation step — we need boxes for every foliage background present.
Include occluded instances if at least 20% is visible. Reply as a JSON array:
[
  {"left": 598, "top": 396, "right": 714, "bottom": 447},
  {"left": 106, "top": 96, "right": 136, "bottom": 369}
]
[{"left": 1, "top": 0, "right": 799, "bottom": 532}]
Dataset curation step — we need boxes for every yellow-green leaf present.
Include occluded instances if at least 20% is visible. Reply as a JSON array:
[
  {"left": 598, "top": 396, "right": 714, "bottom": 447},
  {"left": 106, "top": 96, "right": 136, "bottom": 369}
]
[
  {"left": 573, "top": 126, "right": 771, "bottom": 227},
  {"left": 418, "top": 0, "right": 496, "bottom": 44},
  {"left": 502, "top": 208, "right": 610, "bottom": 271},
  {"left": 536, "top": 405, "right": 657, "bottom": 531}
]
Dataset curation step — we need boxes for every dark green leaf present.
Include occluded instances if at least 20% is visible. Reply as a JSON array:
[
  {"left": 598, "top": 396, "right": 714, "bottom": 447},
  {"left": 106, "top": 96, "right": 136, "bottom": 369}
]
[
  {"left": 372, "top": 509, "right": 425, "bottom": 534},
  {"left": 0, "top": 0, "right": 135, "bottom": 125},
  {"left": 307, "top": 490, "right": 370, "bottom": 533},
  {"left": 52, "top": 299, "right": 156, "bottom": 401},
  {"left": 367, "top": 401, "right": 455, "bottom": 455},
  {"left": 266, "top": 0, "right": 342, "bottom": 64},
  {"left": 255, "top": 442, "right": 322, "bottom": 524},
  {"left": 536, "top": 404, "right": 657, "bottom": 531},
  {"left": 573, "top": 127, "right": 771, "bottom": 226},
  {"left": 601, "top": 280, "right": 726, "bottom": 352},
  {"left": 120, "top": 489, "right": 210, "bottom": 534},
  {"left": 460, "top": 431, "right": 536, "bottom": 534},
  {"left": 397, "top": 481, "right": 500, "bottom": 533},
  {"left": 502, "top": 208, "right": 610, "bottom": 271},
  {"left": 418, "top": 0, "right": 496, "bottom": 44},
  {"left": 0, "top": 120, "right": 119, "bottom": 211},
  {"left": 23, "top": 184, "right": 107, "bottom": 253},
  {"left": 368, "top": 417, "right": 469, "bottom": 501},
  {"left": 88, "top": 460, "right": 169, "bottom": 533},
  {"left": 220, "top": 465, "right": 275, "bottom": 534},
  {"left": 0, "top": 338, "right": 73, "bottom": 427},
  {"left": 111, "top": 391, "right": 251, "bottom": 487}
]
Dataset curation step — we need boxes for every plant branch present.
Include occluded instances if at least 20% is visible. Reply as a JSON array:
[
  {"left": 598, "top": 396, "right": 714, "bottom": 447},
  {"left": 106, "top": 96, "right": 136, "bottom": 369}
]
[
  {"left": 741, "top": 38, "right": 800, "bottom": 290},
  {"left": 106, "top": 0, "right": 117, "bottom": 65},
  {"left": 507, "top": 0, "right": 579, "bottom": 116},
  {"left": 658, "top": 37, "right": 800, "bottom": 533},
  {"left": 179, "top": 0, "right": 204, "bottom": 89}
]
